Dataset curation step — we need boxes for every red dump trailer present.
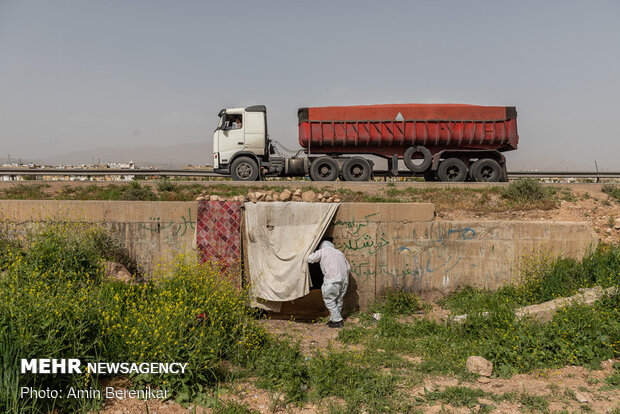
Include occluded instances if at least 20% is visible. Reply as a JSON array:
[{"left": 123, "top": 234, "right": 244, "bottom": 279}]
[
  {"left": 212, "top": 103, "right": 518, "bottom": 182},
  {"left": 298, "top": 104, "right": 518, "bottom": 181}
]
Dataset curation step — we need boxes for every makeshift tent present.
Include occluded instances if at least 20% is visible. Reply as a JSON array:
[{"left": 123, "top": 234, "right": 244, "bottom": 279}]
[{"left": 244, "top": 202, "right": 339, "bottom": 312}]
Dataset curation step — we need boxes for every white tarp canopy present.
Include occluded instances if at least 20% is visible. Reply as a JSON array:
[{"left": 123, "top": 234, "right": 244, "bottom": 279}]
[{"left": 244, "top": 202, "right": 339, "bottom": 311}]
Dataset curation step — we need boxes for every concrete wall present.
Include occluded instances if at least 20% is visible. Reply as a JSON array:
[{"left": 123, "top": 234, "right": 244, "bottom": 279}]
[
  {"left": 0, "top": 200, "right": 196, "bottom": 272},
  {"left": 0, "top": 200, "right": 598, "bottom": 308},
  {"left": 326, "top": 203, "right": 597, "bottom": 308}
]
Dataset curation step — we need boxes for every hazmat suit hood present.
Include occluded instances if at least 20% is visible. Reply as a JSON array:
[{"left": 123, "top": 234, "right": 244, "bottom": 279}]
[{"left": 319, "top": 240, "right": 335, "bottom": 250}]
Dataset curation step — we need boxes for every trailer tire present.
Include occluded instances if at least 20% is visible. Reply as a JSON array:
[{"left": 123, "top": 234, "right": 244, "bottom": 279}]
[
  {"left": 231, "top": 156, "right": 260, "bottom": 181},
  {"left": 342, "top": 157, "right": 371, "bottom": 181},
  {"left": 310, "top": 157, "right": 339, "bottom": 181},
  {"left": 403, "top": 146, "right": 432, "bottom": 173},
  {"left": 470, "top": 158, "right": 502, "bottom": 182},
  {"left": 437, "top": 158, "right": 468, "bottom": 182}
]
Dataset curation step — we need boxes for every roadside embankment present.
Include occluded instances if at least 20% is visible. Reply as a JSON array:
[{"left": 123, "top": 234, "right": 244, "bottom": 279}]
[{"left": 0, "top": 200, "right": 598, "bottom": 308}]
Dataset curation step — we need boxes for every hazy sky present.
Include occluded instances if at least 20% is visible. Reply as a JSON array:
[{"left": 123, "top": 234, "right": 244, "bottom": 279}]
[{"left": 1, "top": 1, "right": 619, "bottom": 170}]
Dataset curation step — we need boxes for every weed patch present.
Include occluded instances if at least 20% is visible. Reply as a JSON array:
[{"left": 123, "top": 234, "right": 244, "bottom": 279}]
[
  {"left": 603, "top": 184, "right": 620, "bottom": 203},
  {"left": 0, "top": 224, "right": 267, "bottom": 413},
  {"left": 0, "top": 183, "right": 50, "bottom": 199},
  {"left": 424, "top": 386, "right": 486, "bottom": 408}
]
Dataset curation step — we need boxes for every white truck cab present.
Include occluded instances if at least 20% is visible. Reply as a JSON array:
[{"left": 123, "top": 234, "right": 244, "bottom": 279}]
[{"left": 213, "top": 105, "right": 268, "bottom": 180}]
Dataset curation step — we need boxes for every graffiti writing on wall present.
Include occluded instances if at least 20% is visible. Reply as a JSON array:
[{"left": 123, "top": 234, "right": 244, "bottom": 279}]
[
  {"left": 350, "top": 260, "right": 419, "bottom": 281},
  {"left": 139, "top": 208, "right": 195, "bottom": 237},
  {"left": 334, "top": 210, "right": 479, "bottom": 287},
  {"left": 414, "top": 221, "right": 476, "bottom": 242},
  {"left": 333, "top": 212, "right": 379, "bottom": 236},
  {"left": 334, "top": 212, "right": 390, "bottom": 255},
  {"left": 346, "top": 222, "right": 477, "bottom": 289}
]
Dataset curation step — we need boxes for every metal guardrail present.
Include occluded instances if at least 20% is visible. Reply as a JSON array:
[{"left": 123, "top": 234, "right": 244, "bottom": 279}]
[
  {"left": 506, "top": 171, "right": 620, "bottom": 179},
  {"left": 0, "top": 168, "right": 619, "bottom": 180},
  {"left": 0, "top": 168, "right": 222, "bottom": 177}
]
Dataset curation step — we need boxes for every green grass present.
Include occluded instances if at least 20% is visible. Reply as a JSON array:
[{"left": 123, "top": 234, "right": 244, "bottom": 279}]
[
  {"left": 440, "top": 244, "right": 620, "bottom": 314},
  {"left": 2, "top": 223, "right": 619, "bottom": 413},
  {"left": 0, "top": 224, "right": 268, "bottom": 413},
  {"left": 337, "top": 245, "right": 620, "bottom": 378},
  {"left": 0, "top": 223, "right": 403, "bottom": 414},
  {"left": 603, "top": 184, "right": 620, "bottom": 203},
  {"left": 0, "top": 183, "right": 50, "bottom": 199},
  {"left": 424, "top": 386, "right": 486, "bottom": 408},
  {"left": 604, "top": 362, "right": 620, "bottom": 389}
]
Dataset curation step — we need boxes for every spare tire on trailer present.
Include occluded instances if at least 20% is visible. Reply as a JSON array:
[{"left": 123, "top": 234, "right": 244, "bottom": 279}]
[
  {"left": 403, "top": 145, "right": 432, "bottom": 173},
  {"left": 342, "top": 157, "right": 372, "bottom": 181},
  {"left": 231, "top": 156, "right": 260, "bottom": 181},
  {"left": 437, "top": 158, "right": 468, "bottom": 182},
  {"left": 470, "top": 158, "right": 502, "bottom": 182},
  {"left": 309, "top": 157, "right": 339, "bottom": 181}
]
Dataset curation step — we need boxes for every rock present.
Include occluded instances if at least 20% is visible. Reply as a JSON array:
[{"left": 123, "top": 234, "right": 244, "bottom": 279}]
[
  {"left": 317, "top": 193, "right": 324, "bottom": 200},
  {"left": 377, "top": 349, "right": 385, "bottom": 353},
  {"left": 209, "top": 195, "right": 219, "bottom": 201},
  {"left": 248, "top": 192, "right": 258, "bottom": 203},
  {"left": 466, "top": 356, "right": 493, "bottom": 377},
  {"left": 293, "top": 189, "right": 302, "bottom": 196},
  {"left": 238, "top": 195, "right": 246, "bottom": 202},
  {"left": 323, "top": 192, "right": 331, "bottom": 198},
  {"left": 301, "top": 190, "right": 316, "bottom": 202},
  {"left": 196, "top": 196, "right": 205, "bottom": 201},
  {"left": 279, "top": 189, "right": 292, "bottom": 201},
  {"left": 575, "top": 392, "right": 588, "bottom": 403},
  {"left": 272, "top": 194, "right": 280, "bottom": 201},
  {"left": 334, "top": 198, "right": 341, "bottom": 203},
  {"left": 292, "top": 195, "right": 302, "bottom": 202},
  {"left": 615, "top": 219, "right": 620, "bottom": 229},
  {"left": 477, "top": 377, "right": 492, "bottom": 384},
  {"left": 265, "top": 195, "right": 273, "bottom": 202},
  {"left": 327, "top": 197, "right": 334, "bottom": 202},
  {"left": 607, "top": 228, "right": 612, "bottom": 234},
  {"left": 103, "top": 261, "right": 134, "bottom": 284},
  {"left": 232, "top": 196, "right": 239, "bottom": 202}
]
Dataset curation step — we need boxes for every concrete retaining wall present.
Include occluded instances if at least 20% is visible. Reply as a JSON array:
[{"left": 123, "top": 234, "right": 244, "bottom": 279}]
[
  {"left": 0, "top": 200, "right": 196, "bottom": 271},
  {"left": 0, "top": 200, "right": 598, "bottom": 308},
  {"left": 327, "top": 203, "right": 597, "bottom": 307}
]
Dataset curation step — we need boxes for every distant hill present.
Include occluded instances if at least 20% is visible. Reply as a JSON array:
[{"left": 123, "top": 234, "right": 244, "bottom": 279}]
[{"left": 33, "top": 142, "right": 213, "bottom": 168}]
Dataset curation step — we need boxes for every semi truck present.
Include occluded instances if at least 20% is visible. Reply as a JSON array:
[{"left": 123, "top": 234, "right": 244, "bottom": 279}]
[{"left": 212, "top": 103, "right": 518, "bottom": 182}]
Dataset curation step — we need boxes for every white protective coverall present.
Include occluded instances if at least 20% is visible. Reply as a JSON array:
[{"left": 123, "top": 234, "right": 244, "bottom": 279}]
[{"left": 307, "top": 241, "right": 350, "bottom": 322}]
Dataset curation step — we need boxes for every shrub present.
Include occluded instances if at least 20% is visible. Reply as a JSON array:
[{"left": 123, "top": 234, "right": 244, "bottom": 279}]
[
  {"left": 0, "top": 224, "right": 267, "bottom": 413},
  {"left": 502, "top": 178, "right": 550, "bottom": 203},
  {"left": 603, "top": 184, "right": 620, "bottom": 203},
  {"left": 118, "top": 181, "right": 157, "bottom": 201},
  {"left": 370, "top": 290, "right": 422, "bottom": 316}
]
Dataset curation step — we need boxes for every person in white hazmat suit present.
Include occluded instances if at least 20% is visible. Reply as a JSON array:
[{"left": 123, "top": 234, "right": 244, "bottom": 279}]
[{"left": 307, "top": 240, "right": 350, "bottom": 328}]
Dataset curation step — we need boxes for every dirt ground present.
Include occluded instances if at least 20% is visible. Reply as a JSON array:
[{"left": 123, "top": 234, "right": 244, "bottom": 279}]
[{"left": 97, "top": 316, "right": 619, "bottom": 413}]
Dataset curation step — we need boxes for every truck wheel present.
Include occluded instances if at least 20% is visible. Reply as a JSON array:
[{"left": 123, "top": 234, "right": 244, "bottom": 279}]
[
  {"left": 309, "top": 157, "right": 339, "bottom": 181},
  {"left": 470, "top": 159, "right": 502, "bottom": 182},
  {"left": 231, "top": 156, "right": 260, "bottom": 181},
  {"left": 437, "top": 158, "right": 468, "bottom": 182},
  {"left": 403, "top": 146, "right": 432, "bottom": 173},
  {"left": 342, "top": 157, "right": 371, "bottom": 181}
]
